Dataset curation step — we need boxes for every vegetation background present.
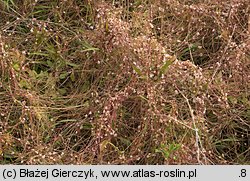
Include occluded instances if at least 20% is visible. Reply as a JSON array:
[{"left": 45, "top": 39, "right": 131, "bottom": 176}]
[{"left": 0, "top": 0, "right": 249, "bottom": 164}]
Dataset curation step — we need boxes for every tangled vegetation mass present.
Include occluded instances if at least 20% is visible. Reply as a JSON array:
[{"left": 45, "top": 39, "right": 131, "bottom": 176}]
[{"left": 0, "top": 0, "right": 249, "bottom": 164}]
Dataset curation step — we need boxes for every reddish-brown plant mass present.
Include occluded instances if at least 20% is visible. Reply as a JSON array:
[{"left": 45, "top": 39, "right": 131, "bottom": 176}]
[{"left": 0, "top": 0, "right": 249, "bottom": 164}]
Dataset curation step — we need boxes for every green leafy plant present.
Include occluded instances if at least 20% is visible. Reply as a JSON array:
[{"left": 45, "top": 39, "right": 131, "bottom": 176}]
[{"left": 155, "top": 143, "right": 181, "bottom": 160}]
